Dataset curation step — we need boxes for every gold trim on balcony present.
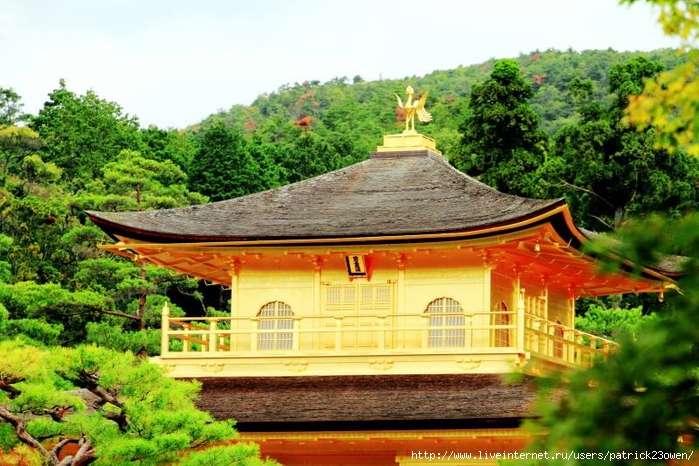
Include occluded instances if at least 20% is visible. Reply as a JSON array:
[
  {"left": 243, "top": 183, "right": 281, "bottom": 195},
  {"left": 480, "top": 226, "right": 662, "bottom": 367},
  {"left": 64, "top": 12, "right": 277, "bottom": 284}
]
[{"left": 155, "top": 302, "right": 616, "bottom": 377}]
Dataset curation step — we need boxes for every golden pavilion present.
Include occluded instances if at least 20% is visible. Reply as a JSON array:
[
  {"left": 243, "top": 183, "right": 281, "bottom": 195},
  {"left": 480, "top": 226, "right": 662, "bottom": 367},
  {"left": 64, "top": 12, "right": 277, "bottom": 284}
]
[{"left": 88, "top": 95, "right": 678, "bottom": 465}]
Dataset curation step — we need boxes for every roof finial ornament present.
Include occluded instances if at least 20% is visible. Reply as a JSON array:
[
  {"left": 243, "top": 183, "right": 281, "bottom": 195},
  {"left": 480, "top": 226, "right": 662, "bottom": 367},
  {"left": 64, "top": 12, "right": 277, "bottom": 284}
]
[
  {"left": 375, "top": 85, "right": 440, "bottom": 154},
  {"left": 395, "top": 85, "right": 433, "bottom": 133}
]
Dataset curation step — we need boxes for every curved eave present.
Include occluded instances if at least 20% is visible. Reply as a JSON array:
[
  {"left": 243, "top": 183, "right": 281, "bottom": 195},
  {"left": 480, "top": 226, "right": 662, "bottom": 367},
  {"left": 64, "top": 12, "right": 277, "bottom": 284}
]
[
  {"left": 89, "top": 201, "right": 568, "bottom": 249},
  {"left": 92, "top": 204, "right": 679, "bottom": 288},
  {"left": 548, "top": 206, "right": 679, "bottom": 284}
]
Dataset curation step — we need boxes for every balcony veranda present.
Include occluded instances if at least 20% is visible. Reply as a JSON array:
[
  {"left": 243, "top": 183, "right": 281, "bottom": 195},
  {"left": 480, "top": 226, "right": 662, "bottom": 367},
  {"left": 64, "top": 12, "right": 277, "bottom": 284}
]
[{"left": 154, "top": 304, "right": 617, "bottom": 378}]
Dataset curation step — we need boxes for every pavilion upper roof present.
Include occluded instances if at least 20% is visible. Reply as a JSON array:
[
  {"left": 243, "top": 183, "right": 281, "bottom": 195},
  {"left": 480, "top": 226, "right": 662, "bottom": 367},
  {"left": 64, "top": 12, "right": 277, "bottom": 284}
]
[{"left": 87, "top": 150, "right": 564, "bottom": 243}]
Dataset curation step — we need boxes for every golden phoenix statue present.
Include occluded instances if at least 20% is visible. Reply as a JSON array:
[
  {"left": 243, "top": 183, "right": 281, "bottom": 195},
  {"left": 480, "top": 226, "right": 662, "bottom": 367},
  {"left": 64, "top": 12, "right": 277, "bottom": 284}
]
[{"left": 395, "top": 86, "right": 432, "bottom": 132}]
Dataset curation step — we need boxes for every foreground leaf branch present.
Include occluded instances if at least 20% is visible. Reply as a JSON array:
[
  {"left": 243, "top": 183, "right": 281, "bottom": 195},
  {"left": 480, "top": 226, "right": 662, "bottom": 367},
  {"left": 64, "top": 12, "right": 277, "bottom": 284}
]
[{"left": 0, "top": 341, "right": 276, "bottom": 465}]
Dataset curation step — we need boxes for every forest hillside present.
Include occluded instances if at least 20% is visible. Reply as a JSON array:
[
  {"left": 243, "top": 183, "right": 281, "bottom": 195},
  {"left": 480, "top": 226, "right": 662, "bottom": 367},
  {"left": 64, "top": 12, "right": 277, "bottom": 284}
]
[{"left": 201, "top": 48, "right": 686, "bottom": 158}]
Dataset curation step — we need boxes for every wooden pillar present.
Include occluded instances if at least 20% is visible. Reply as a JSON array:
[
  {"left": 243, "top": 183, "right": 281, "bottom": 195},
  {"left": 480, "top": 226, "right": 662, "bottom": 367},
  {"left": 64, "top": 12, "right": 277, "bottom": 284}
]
[
  {"left": 292, "top": 317, "right": 301, "bottom": 351},
  {"left": 313, "top": 257, "right": 323, "bottom": 316},
  {"left": 396, "top": 254, "right": 407, "bottom": 314},
  {"left": 517, "top": 285, "right": 525, "bottom": 353},
  {"left": 396, "top": 254, "right": 408, "bottom": 350},
  {"left": 568, "top": 284, "right": 577, "bottom": 328},
  {"left": 334, "top": 316, "right": 344, "bottom": 350},
  {"left": 542, "top": 282, "right": 549, "bottom": 319},
  {"left": 482, "top": 263, "right": 492, "bottom": 313},
  {"left": 228, "top": 259, "right": 242, "bottom": 352},
  {"left": 229, "top": 259, "right": 242, "bottom": 317},
  {"left": 312, "top": 257, "right": 324, "bottom": 350},
  {"left": 161, "top": 301, "right": 170, "bottom": 355},
  {"left": 250, "top": 318, "right": 259, "bottom": 351},
  {"left": 208, "top": 320, "right": 217, "bottom": 352},
  {"left": 377, "top": 315, "right": 387, "bottom": 350}
]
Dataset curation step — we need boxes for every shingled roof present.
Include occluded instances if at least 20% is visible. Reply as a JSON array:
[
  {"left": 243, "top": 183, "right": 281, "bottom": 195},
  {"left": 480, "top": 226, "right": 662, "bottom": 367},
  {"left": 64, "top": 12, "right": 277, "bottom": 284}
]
[
  {"left": 192, "top": 374, "right": 538, "bottom": 431},
  {"left": 87, "top": 151, "right": 563, "bottom": 243}
]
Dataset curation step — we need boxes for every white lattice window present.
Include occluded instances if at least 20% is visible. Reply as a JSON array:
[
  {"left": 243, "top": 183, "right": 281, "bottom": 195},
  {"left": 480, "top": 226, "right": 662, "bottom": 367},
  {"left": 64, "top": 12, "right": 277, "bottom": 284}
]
[
  {"left": 359, "top": 284, "right": 392, "bottom": 311},
  {"left": 324, "top": 283, "right": 392, "bottom": 313},
  {"left": 324, "top": 285, "right": 357, "bottom": 312},
  {"left": 426, "top": 297, "right": 465, "bottom": 348},
  {"left": 257, "top": 301, "right": 294, "bottom": 350}
]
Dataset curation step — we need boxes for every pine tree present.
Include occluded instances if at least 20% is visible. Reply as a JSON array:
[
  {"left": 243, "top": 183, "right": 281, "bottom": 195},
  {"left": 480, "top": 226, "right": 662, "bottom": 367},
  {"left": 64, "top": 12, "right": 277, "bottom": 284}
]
[{"left": 452, "top": 59, "right": 548, "bottom": 196}]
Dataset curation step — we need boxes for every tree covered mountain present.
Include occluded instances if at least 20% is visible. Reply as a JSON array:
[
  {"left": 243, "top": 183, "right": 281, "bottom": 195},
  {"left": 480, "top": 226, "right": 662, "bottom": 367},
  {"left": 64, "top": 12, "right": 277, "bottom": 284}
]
[{"left": 199, "top": 48, "right": 686, "bottom": 159}]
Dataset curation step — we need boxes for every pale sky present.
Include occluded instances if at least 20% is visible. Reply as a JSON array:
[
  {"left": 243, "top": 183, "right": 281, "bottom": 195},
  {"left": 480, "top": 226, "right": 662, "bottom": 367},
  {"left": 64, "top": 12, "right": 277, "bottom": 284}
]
[{"left": 2, "top": 0, "right": 681, "bottom": 129}]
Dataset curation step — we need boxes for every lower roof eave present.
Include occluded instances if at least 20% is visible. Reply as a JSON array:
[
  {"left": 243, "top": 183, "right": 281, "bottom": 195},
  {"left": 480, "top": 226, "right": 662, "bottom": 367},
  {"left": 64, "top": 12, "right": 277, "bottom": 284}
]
[
  {"left": 189, "top": 374, "right": 540, "bottom": 428},
  {"left": 233, "top": 417, "right": 529, "bottom": 433}
]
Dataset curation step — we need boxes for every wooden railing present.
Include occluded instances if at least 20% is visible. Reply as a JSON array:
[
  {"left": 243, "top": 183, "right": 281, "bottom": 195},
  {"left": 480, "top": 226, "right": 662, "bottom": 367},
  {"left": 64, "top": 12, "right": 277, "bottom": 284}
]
[
  {"left": 524, "top": 314, "right": 617, "bottom": 368},
  {"left": 159, "top": 304, "right": 616, "bottom": 368},
  {"left": 161, "top": 306, "right": 518, "bottom": 356}
]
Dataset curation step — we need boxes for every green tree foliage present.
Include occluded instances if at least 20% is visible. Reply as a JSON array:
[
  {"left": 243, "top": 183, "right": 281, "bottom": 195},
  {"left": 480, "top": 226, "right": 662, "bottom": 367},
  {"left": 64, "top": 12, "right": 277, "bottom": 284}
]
[
  {"left": 0, "top": 318, "right": 64, "bottom": 347},
  {"left": 281, "top": 131, "right": 344, "bottom": 184},
  {"left": 1, "top": 155, "right": 73, "bottom": 283},
  {"left": 0, "top": 126, "right": 43, "bottom": 188},
  {"left": 0, "top": 234, "right": 12, "bottom": 282},
  {"left": 71, "top": 151, "right": 204, "bottom": 341},
  {"left": 0, "top": 300, "right": 64, "bottom": 347},
  {"left": 30, "top": 80, "right": 142, "bottom": 183},
  {"left": 0, "top": 87, "right": 25, "bottom": 126},
  {"left": 451, "top": 59, "right": 548, "bottom": 196},
  {"left": 0, "top": 259, "right": 188, "bottom": 348},
  {"left": 535, "top": 57, "right": 699, "bottom": 230},
  {"left": 80, "top": 149, "right": 207, "bottom": 212},
  {"left": 188, "top": 123, "right": 269, "bottom": 201},
  {"left": 622, "top": 1, "right": 699, "bottom": 156},
  {"left": 139, "top": 125, "right": 197, "bottom": 170},
  {"left": 0, "top": 340, "right": 277, "bottom": 465},
  {"left": 0, "top": 88, "right": 38, "bottom": 186},
  {"left": 574, "top": 304, "right": 654, "bottom": 340},
  {"left": 0, "top": 148, "right": 205, "bottom": 349},
  {"left": 84, "top": 321, "right": 162, "bottom": 355},
  {"left": 608, "top": 56, "right": 665, "bottom": 117},
  {"left": 0, "top": 281, "right": 109, "bottom": 345}
]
